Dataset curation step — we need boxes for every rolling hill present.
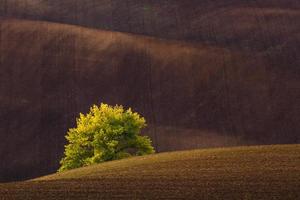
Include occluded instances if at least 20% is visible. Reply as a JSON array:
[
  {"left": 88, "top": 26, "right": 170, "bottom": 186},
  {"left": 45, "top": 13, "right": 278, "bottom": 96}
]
[
  {"left": 0, "top": 0, "right": 300, "bottom": 183},
  {"left": 0, "top": 145, "right": 299, "bottom": 199},
  {"left": 3, "top": 0, "right": 299, "bottom": 84},
  {"left": 1, "top": 1, "right": 300, "bottom": 56},
  {"left": 0, "top": 17, "right": 299, "bottom": 182}
]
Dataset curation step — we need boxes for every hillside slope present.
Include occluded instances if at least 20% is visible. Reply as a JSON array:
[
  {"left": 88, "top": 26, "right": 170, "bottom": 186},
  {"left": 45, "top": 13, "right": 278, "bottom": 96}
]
[
  {"left": 1, "top": 145, "right": 300, "bottom": 199},
  {"left": 1, "top": 0, "right": 300, "bottom": 53},
  {"left": 0, "top": 19, "right": 299, "bottom": 182}
]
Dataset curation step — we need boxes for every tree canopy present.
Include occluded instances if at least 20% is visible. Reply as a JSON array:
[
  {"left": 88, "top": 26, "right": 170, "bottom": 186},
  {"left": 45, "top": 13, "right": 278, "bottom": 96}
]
[{"left": 59, "top": 103, "right": 155, "bottom": 172}]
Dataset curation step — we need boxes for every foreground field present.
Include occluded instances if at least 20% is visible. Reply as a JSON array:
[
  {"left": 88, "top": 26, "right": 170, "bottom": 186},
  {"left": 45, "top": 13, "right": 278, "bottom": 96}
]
[{"left": 0, "top": 145, "right": 299, "bottom": 199}]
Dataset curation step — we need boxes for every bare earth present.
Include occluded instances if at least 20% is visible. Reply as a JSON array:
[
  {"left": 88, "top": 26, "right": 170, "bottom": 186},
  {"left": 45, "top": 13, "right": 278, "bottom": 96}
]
[{"left": 1, "top": 145, "right": 299, "bottom": 199}]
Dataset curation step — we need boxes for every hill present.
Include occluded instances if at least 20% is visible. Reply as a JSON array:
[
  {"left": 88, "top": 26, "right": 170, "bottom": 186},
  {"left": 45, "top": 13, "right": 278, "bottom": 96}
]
[
  {"left": 3, "top": 0, "right": 299, "bottom": 84},
  {"left": 1, "top": 0, "right": 299, "bottom": 51},
  {"left": 1, "top": 145, "right": 299, "bottom": 199},
  {"left": 0, "top": 18, "right": 299, "bottom": 182}
]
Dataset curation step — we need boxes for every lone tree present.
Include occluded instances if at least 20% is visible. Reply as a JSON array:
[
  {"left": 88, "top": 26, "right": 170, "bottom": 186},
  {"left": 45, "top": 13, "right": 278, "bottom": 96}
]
[{"left": 59, "top": 103, "right": 155, "bottom": 172}]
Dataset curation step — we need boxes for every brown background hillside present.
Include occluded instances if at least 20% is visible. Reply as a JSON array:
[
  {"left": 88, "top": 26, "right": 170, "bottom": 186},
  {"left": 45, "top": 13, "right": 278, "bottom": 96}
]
[
  {"left": 0, "top": 0, "right": 299, "bottom": 182},
  {"left": 1, "top": 0, "right": 300, "bottom": 52}
]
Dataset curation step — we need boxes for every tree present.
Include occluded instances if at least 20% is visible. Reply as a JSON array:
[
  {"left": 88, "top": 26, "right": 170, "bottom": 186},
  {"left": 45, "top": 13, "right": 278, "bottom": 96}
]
[{"left": 59, "top": 103, "right": 155, "bottom": 172}]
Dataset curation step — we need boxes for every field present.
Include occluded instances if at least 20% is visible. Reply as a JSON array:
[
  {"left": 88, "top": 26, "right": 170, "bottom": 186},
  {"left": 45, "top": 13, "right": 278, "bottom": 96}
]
[
  {"left": 1, "top": 0, "right": 300, "bottom": 51},
  {"left": 0, "top": 16, "right": 299, "bottom": 182},
  {"left": 0, "top": 0, "right": 299, "bottom": 183},
  {"left": 0, "top": 145, "right": 299, "bottom": 199}
]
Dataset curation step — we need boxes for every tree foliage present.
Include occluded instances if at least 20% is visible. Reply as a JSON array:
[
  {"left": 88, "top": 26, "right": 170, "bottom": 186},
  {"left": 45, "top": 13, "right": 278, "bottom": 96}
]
[{"left": 59, "top": 103, "right": 155, "bottom": 172}]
